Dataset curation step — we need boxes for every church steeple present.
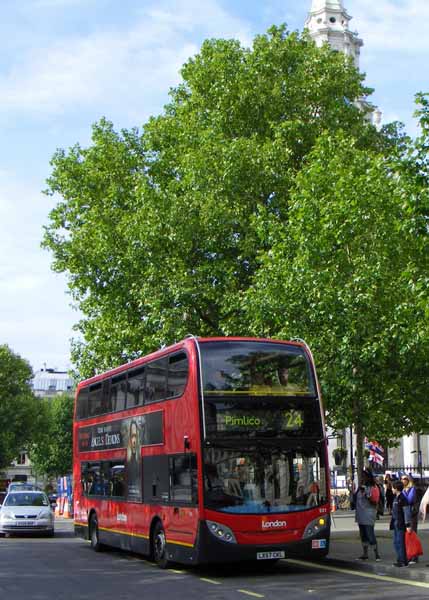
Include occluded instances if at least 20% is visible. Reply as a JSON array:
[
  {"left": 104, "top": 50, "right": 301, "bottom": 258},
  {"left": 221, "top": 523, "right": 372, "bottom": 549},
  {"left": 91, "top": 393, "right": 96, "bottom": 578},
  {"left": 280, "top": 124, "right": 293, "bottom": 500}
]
[
  {"left": 311, "top": 0, "right": 343, "bottom": 10},
  {"left": 305, "top": 2, "right": 381, "bottom": 129},
  {"left": 305, "top": 0, "right": 362, "bottom": 69}
]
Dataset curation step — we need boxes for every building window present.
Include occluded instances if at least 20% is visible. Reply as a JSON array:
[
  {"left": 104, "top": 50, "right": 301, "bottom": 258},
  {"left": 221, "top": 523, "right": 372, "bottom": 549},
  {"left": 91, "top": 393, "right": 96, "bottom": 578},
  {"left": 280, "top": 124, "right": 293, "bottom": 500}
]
[{"left": 17, "top": 452, "right": 26, "bottom": 465}]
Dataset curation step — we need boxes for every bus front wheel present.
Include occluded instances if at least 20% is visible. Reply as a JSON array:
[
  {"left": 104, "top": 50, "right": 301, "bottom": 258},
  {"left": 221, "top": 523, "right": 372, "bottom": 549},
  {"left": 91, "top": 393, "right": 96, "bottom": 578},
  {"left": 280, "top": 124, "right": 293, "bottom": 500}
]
[
  {"left": 89, "top": 513, "right": 102, "bottom": 552},
  {"left": 152, "top": 521, "right": 172, "bottom": 569}
]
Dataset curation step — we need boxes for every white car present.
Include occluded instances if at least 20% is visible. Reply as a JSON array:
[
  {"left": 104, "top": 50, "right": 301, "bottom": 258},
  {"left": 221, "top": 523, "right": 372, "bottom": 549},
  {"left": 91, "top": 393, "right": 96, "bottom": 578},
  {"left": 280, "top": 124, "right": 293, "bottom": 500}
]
[
  {"left": 7, "top": 483, "right": 40, "bottom": 493},
  {"left": 0, "top": 491, "right": 54, "bottom": 537}
]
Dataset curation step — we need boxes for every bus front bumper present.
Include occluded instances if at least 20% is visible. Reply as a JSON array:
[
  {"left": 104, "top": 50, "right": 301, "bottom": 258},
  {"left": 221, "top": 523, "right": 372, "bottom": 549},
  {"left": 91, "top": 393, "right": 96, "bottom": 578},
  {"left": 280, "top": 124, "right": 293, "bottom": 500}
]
[{"left": 168, "top": 520, "right": 331, "bottom": 566}]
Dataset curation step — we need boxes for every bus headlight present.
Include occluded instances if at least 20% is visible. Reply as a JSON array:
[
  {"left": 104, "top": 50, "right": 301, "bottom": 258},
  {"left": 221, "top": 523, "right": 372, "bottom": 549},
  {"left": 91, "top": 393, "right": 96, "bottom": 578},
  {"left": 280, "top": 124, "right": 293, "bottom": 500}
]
[
  {"left": 206, "top": 520, "right": 237, "bottom": 544},
  {"left": 302, "top": 516, "right": 329, "bottom": 539}
]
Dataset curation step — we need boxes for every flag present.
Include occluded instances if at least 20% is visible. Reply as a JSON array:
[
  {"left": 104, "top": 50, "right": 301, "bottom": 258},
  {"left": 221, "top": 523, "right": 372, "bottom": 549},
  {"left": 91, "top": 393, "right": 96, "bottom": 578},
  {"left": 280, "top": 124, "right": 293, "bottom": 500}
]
[{"left": 365, "top": 439, "right": 384, "bottom": 465}]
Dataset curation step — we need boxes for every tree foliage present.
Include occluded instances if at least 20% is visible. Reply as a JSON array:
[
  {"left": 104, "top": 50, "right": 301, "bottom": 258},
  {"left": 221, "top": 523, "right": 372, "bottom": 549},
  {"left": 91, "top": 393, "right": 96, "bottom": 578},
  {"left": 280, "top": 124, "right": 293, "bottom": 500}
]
[
  {"left": 0, "top": 345, "right": 41, "bottom": 470},
  {"left": 30, "top": 394, "right": 74, "bottom": 478},
  {"left": 41, "top": 23, "right": 429, "bottom": 463},
  {"left": 42, "top": 25, "right": 382, "bottom": 377},
  {"left": 244, "top": 117, "right": 429, "bottom": 468}
]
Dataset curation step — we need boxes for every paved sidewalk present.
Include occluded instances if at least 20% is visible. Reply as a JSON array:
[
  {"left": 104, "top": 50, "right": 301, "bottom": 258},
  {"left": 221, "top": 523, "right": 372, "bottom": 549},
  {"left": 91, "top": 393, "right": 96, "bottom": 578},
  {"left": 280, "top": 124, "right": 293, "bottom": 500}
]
[{"left": 326, "top": 511, "right": 429, "bottom": 583}]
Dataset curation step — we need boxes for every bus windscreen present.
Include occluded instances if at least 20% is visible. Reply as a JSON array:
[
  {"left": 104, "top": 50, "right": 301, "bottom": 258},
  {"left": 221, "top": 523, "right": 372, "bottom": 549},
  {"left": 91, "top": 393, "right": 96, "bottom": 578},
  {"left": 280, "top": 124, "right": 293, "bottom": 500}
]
[
  {"left": 200, "top": 341, "right": 321, "bottom": 440},
  {"left": 200, "top": 341, "right": 315, "bottom": 396}
]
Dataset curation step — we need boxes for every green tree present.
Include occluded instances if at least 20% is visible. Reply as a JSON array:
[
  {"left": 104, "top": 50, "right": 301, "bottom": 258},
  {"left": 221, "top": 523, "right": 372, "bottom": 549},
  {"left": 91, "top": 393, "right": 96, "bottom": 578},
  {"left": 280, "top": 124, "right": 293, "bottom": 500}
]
[
  {"left": 42, "top": 25, "right": 383, "bottom": 377},
  {"left": 30, "top": 394, "right": 74, "bottom": 478},
  {"left": 244, "top": 123, "right": 429, "bottom": 477},
  {"left": 0, "top": 345, "right": 41, "bottom": 470}
]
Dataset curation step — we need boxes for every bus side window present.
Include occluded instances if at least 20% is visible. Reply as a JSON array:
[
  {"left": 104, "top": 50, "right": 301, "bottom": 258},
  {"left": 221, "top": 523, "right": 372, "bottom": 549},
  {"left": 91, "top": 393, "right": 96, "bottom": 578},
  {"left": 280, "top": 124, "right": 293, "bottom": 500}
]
[
  {"left": 145, "top": 358, "right": 168, "bottom": 403},
  {"left": 111, "top": 373, "right": 127, "bottom": 412},
  {"left": 83, "top": 462, "right": 101, "bottom": 495},
  {"left": 76, "top": 387, "right": 89, "bottom": 420},
  {"left": 169, "top": 453, "right": 197, "bottom": 504},
  {"left": 88, "top": 383, "right": 103, "bottom": 417},
  {"left": 110, "top": 462, "right": 125, "bottom": 498},
  {"left": 127, "top": 366, "right": 145, "bottom": 408},
  {"left": 81, "top": 462, "right": 90, "bottom": 494},
  {"left": 101, "top": 380, "right": 111, "bottom": 414},
  {"left": 142, "top": 456, "right": 169, "bottom": 502},
  {"left": 167, "top": 353, "right": 189, "bottom": 398}
]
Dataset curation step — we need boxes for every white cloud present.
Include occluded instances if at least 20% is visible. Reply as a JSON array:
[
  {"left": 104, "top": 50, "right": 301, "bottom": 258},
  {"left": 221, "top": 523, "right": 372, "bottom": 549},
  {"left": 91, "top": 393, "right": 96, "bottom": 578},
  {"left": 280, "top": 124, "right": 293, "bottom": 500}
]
[
  {"left": 0, "top": 0, "right": 252, "bottom": 119},
  {"left": 0, "top": 0, "right": 253, "bottom": 370},
  {"left": 32, "top": 0, "right": 90, "bottom": 7},
  {"left": 348, "top": 0, "right": 429, "bottom": 52},
  {"left": 0, "top": 171, "right": 76, "bottom": 369}
]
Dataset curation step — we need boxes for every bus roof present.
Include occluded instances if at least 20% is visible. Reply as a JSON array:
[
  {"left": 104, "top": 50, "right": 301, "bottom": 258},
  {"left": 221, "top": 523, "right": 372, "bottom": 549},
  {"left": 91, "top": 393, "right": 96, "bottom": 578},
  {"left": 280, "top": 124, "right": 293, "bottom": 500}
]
[{"left": 76, "top": 336, "right": 309, "bottom": 390}]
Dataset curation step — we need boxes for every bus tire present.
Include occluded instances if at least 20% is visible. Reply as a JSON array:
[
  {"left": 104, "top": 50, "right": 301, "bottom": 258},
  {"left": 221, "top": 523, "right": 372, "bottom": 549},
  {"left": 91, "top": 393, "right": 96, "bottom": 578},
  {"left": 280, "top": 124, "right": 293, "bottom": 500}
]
[
  {"left": 89, "top": 513, "right": 102, "bottom": 552},
  {"left": 152, "top": 521, "right": 172, "bottom": 569}
]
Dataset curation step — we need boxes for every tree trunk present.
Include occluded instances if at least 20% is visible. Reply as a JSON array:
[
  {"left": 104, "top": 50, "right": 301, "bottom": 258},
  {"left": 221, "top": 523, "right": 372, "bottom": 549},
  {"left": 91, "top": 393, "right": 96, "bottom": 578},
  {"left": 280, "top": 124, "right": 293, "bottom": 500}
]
[
  {"left": 355, "top": 419, "right": 364, "bottom": 486},
  {"left": 352, "top": 392, "right": 364, "bottom": 486}
]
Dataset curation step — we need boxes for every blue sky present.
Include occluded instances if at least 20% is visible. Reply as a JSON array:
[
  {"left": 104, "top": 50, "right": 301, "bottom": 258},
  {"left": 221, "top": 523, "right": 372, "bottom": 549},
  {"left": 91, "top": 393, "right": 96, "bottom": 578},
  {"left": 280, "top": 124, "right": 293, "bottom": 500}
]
[{"left": 0, "top": 0, "right": 428, "bottom": 372}]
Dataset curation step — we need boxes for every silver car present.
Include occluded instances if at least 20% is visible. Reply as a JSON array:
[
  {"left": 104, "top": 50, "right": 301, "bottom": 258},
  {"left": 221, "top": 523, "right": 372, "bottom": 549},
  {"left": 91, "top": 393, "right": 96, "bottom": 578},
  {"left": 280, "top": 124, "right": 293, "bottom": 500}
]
[{"left": 0, "top": 491, "right": 54, "bottom": 536}]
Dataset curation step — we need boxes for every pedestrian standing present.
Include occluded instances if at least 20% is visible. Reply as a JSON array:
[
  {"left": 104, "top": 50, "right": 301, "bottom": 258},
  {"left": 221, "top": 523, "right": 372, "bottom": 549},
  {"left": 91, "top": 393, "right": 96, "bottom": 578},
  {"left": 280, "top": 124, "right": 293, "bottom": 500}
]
[
  {"left": 385, "top": 476, "right": 394, "bottom": 515},
  {"left": 354, "top": 469, "right": 381, "bottom": 561},
  {"left": 390, "top": 480, "right": 412, "bottom": 567},
  {"left": 375, "top": 476, "right": 385, "bottom": 519},
  {"left": 401, "top": 474, "right": 421, "bottom": 564},
  {"left": 402, "top": 474, "right": 418, "bottom": 532},
  {"left": 419, "top": 485, "right": 429, "bottom": 522}
]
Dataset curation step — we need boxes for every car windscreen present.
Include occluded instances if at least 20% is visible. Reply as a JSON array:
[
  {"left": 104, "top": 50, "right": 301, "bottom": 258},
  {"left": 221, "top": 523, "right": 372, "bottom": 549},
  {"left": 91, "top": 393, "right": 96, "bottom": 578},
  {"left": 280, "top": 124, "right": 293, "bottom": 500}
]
[
  {"left": 4, "top": 493, "right": 49, "bottom": 507},
  {"left": 9, "top": 484, "right": 36, "bottom": 491}
]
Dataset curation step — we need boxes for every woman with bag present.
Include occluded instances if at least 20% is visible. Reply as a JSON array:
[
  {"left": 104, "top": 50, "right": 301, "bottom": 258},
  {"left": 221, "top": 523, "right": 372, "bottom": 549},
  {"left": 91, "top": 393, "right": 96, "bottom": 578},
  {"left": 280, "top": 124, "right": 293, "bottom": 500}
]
[
  {"left": 402, "top": 475, "right": 419, "bottom": 531},
  {"left": 401, "top": 474, "right": 420, "bottom": 563}
]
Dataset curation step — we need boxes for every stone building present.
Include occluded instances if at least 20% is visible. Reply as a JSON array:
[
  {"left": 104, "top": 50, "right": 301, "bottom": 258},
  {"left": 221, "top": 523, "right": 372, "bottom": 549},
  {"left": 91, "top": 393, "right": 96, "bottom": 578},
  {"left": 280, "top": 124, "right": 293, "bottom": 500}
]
[{"left": 3, "top": 368, "right": 74, "bottom": 488}]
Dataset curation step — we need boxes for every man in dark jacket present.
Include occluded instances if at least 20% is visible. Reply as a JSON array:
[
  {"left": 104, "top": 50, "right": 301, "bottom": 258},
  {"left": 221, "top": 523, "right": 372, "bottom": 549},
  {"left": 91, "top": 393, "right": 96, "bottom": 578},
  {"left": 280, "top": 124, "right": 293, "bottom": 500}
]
[{"left": 390, "top": 480, "right": 412, "bottom": 567}]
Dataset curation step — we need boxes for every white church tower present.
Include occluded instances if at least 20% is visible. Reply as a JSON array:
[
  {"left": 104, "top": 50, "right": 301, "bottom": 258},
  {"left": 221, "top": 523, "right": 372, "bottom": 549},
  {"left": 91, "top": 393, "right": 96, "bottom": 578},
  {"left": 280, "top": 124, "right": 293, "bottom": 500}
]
[
  {"left": 305, "top": 0, "right": 381, "bottom": 127},
  {"left": 305, "top": 0, "right": 362, "bottom": 69}
]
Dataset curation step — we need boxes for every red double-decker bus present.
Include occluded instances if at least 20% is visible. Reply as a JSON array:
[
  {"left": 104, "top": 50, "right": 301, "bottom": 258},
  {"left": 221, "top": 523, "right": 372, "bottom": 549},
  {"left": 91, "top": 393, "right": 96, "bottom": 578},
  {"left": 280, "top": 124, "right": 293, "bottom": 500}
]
[{"left": 73, "top": 336, "right": 330, "bottom": 567}]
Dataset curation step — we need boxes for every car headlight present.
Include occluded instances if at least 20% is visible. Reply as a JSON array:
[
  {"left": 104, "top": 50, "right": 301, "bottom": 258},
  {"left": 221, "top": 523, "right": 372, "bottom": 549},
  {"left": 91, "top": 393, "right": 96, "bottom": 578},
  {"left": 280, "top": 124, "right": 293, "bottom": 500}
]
[
  {"left": 39, "top": 510, "right": 52, "bottom": 519},
  {"left": 206, "top": 520, "right": 237, "bottom": 543},
  {"left": 302, "top": 516, "right": 329, "bottom": 539},
  {"left": 0, "top": 511, "right": 15, "bottom": 522}
]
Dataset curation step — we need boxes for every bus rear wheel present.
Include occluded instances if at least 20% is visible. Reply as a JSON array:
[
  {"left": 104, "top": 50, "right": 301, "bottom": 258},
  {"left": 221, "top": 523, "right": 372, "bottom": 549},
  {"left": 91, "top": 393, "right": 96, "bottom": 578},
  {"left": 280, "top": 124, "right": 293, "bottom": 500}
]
[
  {"left": 152, "top": 521, "right": 172, "bottom": 569},
  {"left": 89, "top": 513, "right": 102, "bottom": 552}
]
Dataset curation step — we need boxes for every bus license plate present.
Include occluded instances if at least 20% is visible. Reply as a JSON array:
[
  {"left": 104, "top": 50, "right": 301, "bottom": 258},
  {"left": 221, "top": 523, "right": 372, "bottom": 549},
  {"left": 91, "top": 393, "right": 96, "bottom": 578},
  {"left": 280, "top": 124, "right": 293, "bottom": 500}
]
[{"left": 257, "top": 551, "right": 285, "bottom": 560}]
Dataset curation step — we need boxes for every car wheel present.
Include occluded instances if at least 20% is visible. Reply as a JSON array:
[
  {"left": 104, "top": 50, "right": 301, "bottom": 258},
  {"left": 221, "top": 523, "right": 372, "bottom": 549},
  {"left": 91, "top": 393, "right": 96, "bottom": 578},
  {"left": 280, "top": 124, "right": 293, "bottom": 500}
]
[
  {"left": 152, "top": 521, "right": 172, "bottom": 569},
  {"left": 89, "top": 514, "right": 102, "bottom": 552}
]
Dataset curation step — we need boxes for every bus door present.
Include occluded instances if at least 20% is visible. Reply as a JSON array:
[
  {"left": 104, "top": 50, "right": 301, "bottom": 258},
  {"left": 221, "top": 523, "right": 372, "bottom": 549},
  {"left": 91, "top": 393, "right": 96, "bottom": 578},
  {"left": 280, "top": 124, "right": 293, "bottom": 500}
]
[{"left": 168, "top": 453, "right": 199, "bottom": 546}]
